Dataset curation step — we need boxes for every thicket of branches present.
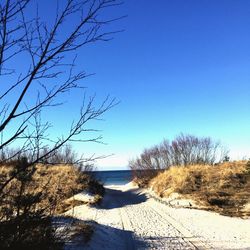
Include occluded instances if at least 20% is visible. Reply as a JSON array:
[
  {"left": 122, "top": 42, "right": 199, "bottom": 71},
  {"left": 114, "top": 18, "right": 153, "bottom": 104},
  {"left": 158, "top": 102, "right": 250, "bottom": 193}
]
[
  {"left": 129, "top": 134, "right": 228, "bottom": 185},
  {"left": 1, "top": 143, "right": 95, "bottom": 169},
  {"left": 0, "top": 0, "right": 121, "bottom": 248}
]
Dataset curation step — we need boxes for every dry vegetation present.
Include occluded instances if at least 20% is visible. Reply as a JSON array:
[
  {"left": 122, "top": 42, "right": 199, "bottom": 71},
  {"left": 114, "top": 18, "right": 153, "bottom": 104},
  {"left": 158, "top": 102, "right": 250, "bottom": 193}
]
[
  {"left": 149, "top": 161, "right": 250, "bottom": 217},
  {"left": 130, "top": 134, "right": 250, "bottom": 217},
  {"left": 1, "top": 164, "right": 89, "bottom": 216},
  {"left": 0, "top": 163, "right": 104, "bottom": 249},
  {"left": 130, "top": 134, "right": 227, "bottom": 187}
]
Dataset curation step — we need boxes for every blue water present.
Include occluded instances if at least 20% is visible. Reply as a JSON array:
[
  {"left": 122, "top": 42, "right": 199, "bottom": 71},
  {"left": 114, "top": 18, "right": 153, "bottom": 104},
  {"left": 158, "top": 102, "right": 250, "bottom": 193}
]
[{"left": 91, "top": 170, "right": 133, "bottom": 185}]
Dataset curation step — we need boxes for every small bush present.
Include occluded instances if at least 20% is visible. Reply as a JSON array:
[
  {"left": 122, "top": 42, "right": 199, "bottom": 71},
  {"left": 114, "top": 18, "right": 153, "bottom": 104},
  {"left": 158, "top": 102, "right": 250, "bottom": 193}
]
[{"left": 87, "top": 178, "right": 105, "bottom": 197}]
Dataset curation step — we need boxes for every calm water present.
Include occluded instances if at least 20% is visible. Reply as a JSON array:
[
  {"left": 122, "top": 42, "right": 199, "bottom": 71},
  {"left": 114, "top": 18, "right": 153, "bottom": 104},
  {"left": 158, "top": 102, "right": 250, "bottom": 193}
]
[{"left": 91, "top": 170, "right": 133, "bottom": 185}]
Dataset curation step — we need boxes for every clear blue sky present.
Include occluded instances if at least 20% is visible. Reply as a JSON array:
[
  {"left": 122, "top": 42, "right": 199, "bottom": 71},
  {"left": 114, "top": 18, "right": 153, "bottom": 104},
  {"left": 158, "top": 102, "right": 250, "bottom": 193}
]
[
  {"left": 75, "top": 0, "right": 250, "bottom": 169},
  {"left": 11, "top": 0, "right": 250, "bottom": 169}
]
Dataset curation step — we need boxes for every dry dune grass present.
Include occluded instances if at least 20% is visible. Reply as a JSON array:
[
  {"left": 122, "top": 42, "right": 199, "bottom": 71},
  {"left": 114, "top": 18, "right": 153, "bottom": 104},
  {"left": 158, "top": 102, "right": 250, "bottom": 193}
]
[
  {"left": 0, "top": 163, "right": 101, "bottom": 248},
  {"left": 34, "top": 164, "right": 90, "bottom": 213},
  {"left": 0, "top": 163, "right": 93, "bottom": 249},
  {"left": 0, "top": 164, "right": 96, "bottom": 218},
  {"left": 150, "top": 161, "right": 250, "bottom": 217}
]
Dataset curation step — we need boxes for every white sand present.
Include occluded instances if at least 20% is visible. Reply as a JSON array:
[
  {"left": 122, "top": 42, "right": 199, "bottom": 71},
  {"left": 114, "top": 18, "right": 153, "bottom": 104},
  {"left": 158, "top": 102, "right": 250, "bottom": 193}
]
[
  {"left": 68, "top": 191, "right": 96, "bottom": 203},
  {"left": 65, "top": 183, "right": 250, "bottom": 250}
]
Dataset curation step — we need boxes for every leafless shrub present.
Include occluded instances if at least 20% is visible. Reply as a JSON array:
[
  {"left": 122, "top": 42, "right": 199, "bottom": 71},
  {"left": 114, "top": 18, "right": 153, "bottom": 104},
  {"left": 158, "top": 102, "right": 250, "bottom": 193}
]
[
  {"left": 129, "top": 134, "right": 228, "bottom": 186},
  {"left": 170, "top": 134, "right": 226, "bottom": 166}
]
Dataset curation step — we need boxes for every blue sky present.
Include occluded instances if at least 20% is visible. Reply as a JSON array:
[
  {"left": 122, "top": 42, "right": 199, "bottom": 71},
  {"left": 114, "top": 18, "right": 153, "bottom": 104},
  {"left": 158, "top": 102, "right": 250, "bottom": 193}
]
[
  {"left": 6, "top": 0, "right": 250, "bottom": 169},
  {"left": 72, "top": 0, "right": 250, "bottom": 169}
]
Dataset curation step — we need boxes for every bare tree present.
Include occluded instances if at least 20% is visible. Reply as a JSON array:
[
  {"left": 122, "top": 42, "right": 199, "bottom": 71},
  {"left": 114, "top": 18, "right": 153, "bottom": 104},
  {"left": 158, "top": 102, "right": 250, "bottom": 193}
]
[
  {"left": 170, "top": 134, "right": 226, "bottom": 166},
  {"left": 129, "top": 134, "right": 228, "bottom": 185},
  {"left": 0, "top": 1, "right": 122, "bottom": 247},
  {"left": 0, "top": 0, "right": 122, "bottom": 192}
]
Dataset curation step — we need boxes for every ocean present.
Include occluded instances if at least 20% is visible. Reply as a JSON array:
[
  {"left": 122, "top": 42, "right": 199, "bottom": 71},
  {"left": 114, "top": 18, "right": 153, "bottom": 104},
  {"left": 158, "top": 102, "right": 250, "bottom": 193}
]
[{"left": 91, "top": 170, "right": 133, "bottom": 185}]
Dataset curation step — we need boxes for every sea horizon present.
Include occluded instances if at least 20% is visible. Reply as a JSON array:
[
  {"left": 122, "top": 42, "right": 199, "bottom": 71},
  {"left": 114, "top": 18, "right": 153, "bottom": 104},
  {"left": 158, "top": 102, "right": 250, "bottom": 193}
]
[
  {"left": 91, "top": 169, "right": 133, "bottom": 185},
  {"left": 95, "top": 166, "right": 130, "bottom": 171}
]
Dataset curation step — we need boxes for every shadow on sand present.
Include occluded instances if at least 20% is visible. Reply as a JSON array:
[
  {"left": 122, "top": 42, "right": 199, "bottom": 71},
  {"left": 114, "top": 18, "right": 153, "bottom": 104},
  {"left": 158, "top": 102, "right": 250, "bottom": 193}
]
[
  {"left": 61, "top": 216, "right": 250, "bottom": 250},
  {"left": 99, "top": 187, "right": 148, "bottom": 210},
  {"left": 56, "top": 217, "right": 135, "bottom": 250}
]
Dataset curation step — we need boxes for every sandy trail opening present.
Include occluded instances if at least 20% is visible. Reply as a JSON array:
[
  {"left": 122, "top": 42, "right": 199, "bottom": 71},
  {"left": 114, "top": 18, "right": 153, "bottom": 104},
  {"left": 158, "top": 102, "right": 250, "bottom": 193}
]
[{"left": 66, "top": 183, "right": 250, "bottom": 250}]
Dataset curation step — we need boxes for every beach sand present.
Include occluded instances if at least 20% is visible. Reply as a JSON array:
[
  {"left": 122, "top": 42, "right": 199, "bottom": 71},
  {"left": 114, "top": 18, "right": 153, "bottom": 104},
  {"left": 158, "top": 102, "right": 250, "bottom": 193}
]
[{"left": 65, "top": 182, "right": 250, "bottom": 249}]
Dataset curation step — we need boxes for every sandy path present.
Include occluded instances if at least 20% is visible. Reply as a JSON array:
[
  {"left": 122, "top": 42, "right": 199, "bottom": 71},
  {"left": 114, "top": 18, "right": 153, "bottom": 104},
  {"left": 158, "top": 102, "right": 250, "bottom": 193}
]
[
  {"left": 116, "top": 188, "right": 196, "bottom": 249},
  {"left": 66, "top": 184, "right": 250, "bottom": 250}
]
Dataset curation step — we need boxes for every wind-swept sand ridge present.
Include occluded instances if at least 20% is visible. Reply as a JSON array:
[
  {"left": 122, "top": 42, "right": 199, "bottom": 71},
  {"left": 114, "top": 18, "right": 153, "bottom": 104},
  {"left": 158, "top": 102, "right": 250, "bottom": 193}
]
[{"left": 65, "top": 183, "right": 250, "bottom": 250}]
